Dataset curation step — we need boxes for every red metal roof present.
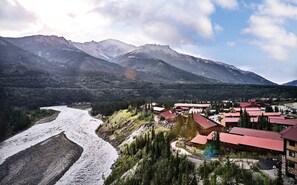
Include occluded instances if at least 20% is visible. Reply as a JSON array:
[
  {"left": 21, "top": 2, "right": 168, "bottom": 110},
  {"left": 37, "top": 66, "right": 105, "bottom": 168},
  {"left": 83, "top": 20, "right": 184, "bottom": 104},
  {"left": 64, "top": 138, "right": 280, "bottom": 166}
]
[
  {"left": 239, "top": 135, "right": 283, "bottom": 152},
  {"left": 191, "top": 131, "right": 283, "bottom": 152},
  {"left": 233, "top": 107, "right": 261, "bottom": 112},
  {"left": 160, "top": 111, "right": 178, "bottom": 120},
  {"left": 270, "top": 118, "right": 297, "bottom": 126},
  {"left": 219, "top": 132, "right": 241, "bottom": 145},
  {"left": 223, "top": 117, "right": 240, "bottom": 123},
  {"left": 190, "top": 135, "right": 208, "bottom": 145},
  {"left": 223, "top": 113, "right": 241, "bottom": 117},
  {"left": 280, "top": 125, "right": 297, "bottom": 141},
  {"left": 229, "top": 127, "right": 282, "bottom": 141},
  {"left": 193, "top": 113, "right": 218, "bottom": 129}
]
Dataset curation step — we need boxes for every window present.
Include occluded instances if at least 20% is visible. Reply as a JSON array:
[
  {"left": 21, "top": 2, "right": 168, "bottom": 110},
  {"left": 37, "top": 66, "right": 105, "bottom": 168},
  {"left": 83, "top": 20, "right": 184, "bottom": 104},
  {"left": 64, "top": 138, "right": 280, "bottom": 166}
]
[
  {"left": 289, "top": 150, "right": 295, "bottom": 158},
  {"left": 288, "top": 161, "right": 295, "bottom": 168},
  {"left": 289, "top": 140, "right": 295, "bottom": 147}
]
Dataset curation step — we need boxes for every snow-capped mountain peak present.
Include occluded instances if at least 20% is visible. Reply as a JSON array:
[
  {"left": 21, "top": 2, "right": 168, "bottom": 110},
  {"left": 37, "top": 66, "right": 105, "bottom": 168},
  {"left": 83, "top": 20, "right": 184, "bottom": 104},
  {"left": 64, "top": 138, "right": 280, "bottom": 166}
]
[{"left": 71, "top": 39, "right": 136, "bottom": 60}]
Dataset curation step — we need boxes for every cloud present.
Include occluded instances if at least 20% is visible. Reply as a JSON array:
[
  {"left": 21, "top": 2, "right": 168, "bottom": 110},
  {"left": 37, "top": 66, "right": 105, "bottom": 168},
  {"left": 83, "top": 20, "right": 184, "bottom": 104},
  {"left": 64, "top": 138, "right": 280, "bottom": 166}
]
[
  {"left": 0, "top": 0, "right": 241, "bottom": 48},
  {"left": 214, "top": 0, "right": 239, "bottom": 10},
  {"left": 214, "top": 24, "right": 224, "bottom": 32},
  {"left": 93, "top": 0, "right": 216, "bottom": 46},
  {"left": 227, "top": 41, "right": 236, "bottom": 46},
  {"left": 0, "top": 0, "right": 37, "bottom": 30},
  {"left": 243, "top": 0, "right": 297, "bottom": 61},
  {"left": 258, "top": 0, "right": 297, "bottom": 19}
]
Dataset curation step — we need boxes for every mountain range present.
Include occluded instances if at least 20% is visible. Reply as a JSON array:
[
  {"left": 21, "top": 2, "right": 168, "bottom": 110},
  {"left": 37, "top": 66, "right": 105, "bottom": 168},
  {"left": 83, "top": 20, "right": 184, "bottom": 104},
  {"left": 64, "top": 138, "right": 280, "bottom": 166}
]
[
  {"left": 283, "top": 80, "right": 297, "bottom": 86},
  {"left": 0, "top": 35, "right": 275, "bottom": 85}
]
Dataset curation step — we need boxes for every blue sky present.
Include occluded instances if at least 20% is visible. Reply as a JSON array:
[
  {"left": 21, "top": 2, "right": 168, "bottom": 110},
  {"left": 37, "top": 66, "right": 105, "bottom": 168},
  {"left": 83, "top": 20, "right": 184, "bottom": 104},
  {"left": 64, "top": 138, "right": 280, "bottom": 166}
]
[{"left": 0, "top": 0, "right": 297, "bottom": 84}]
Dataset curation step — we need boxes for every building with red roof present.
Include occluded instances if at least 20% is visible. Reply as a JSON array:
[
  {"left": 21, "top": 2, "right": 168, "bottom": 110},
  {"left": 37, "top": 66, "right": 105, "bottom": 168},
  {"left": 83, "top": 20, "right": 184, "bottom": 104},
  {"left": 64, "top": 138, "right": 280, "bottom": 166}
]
[
  {"left": 281, "top": 125, "right": 297, "bottom": 179},
  {"left": 190, "top": 128, "right": 283, "bottom": 153},
  {"left": 270, "top": 118, "right": 297, "bottom": 127},
  {"left": 193, "top": 113, "right": 224, "bottom": 135},
  {"left": 229, "top": 127, "right": 282, "bottom": 140},
  {"left": 174, "top": 103, "right": 210, "bottom": 113},
  {"left": 231, "top": 107, "right": 261, "bottom": 113},
  {"left": 160, "top": 111, "right": 178, "bottom": 122}
]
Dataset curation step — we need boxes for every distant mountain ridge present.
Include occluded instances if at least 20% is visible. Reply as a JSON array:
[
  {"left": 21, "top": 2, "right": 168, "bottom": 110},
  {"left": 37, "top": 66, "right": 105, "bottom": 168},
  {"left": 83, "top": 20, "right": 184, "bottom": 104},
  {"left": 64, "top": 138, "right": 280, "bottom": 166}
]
[
  {"left": 71, "top": 39, "right": 136, "bottom": 60},
  {"left": 1, "top": 34, "right": 275, "bottom": 85},
  {"left": 283, "top": 80, "right": 297, "bottom": 86},
  {"left": 113, "top": 44, "right": 275, "bottom": 85}
]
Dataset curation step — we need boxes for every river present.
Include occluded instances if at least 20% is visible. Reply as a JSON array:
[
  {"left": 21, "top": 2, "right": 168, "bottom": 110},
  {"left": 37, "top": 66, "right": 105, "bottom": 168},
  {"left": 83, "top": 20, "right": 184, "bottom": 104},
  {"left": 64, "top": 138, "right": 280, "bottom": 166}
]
[{"left": 0, "top": 106, "right": 118, "bottom": 185}]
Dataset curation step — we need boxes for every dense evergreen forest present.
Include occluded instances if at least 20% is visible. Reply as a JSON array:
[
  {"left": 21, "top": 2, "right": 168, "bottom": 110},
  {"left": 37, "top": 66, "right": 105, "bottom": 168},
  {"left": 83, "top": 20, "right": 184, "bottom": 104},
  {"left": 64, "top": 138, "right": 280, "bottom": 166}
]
[
  {"left": 1, "top": 80, "right": 297, "bottom": 108},
  {"left": 105, "top": 131, "right": 197, "bottom": 185},
  {"left": 104, "top": 125, "right": 281, "bottom": 185},
  {"left": 0, "top": 107, "right": 56, "bottom": 141}
]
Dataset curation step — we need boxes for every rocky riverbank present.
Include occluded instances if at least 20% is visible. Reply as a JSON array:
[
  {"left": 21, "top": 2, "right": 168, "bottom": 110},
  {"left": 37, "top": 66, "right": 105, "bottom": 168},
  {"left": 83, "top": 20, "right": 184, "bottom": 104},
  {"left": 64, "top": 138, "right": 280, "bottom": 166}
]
[{"left": 0, "top": 132, "right": 82, "bottom": 185}]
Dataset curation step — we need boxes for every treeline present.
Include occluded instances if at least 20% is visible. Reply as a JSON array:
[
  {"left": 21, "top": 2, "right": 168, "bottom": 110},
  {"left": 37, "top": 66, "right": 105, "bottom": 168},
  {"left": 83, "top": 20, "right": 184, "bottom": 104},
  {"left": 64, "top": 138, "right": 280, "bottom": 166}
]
[
  {"left": 91, "top": 100, "right": 146, "bottom": 116},
  {"left": 2, "top": 79, "right": 297, "bottom": 108},
  {"left": 105, "top": 131, "right": 197, "bottom": 185},
  {"left": 238, "top": 110, "right": 282, "bottom": 132},
  {"left": 0, "top": 107, "right": 55, "bottom": 141}
]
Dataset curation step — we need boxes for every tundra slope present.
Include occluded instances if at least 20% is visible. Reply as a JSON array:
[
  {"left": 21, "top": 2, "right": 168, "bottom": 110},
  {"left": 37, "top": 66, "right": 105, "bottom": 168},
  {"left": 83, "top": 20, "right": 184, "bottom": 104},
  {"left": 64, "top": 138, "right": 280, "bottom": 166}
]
[{"left": 0, "top": 106, "right": 118, "bottom": 185}]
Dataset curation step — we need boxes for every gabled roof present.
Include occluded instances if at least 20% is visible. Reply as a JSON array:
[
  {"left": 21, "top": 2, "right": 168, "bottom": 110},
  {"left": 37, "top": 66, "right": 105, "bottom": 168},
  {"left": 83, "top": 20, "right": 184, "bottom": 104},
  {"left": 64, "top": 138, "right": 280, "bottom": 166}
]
[
  {"left": 219, "top": 132, "right": 242, "bottom": 145},
  {"left": 223, "top": 113, "right": 241, "bottom": 117},
  {"left": 270, "top": 118, "right": 297, "bottom": 126},
  {"left": 223, "top": 117, "right": 240, "bottom": 123},
  {"left": 239, "top": 135, "right": 283, "bottom": 152},
  {"left": 232, "top": 107, "right": 261, "bottom": 112},
  {"left": 190, "top": 135, "right": 208, "bottom": 145},
  {"left": 229, "top": 127, "right": 282, "bottom": 141},
  {"left": 280, "top": 125, "right": 297, "bottom": 141},
  {"left": 193, "top": 113, "right": 218, "bottom": 129},
  {"left": 160, "top": 111, "right": 178, "bottom": 120},
  {"left": 190, "top": 131, "right": 283, "bottom": 152}
]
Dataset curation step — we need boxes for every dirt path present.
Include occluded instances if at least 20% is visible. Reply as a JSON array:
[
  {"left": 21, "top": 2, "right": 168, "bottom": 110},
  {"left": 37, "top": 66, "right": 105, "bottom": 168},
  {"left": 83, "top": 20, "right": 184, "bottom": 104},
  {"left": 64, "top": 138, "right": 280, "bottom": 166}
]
[{"left": 0, "top": 132, "right": 82, "bottom": 185}]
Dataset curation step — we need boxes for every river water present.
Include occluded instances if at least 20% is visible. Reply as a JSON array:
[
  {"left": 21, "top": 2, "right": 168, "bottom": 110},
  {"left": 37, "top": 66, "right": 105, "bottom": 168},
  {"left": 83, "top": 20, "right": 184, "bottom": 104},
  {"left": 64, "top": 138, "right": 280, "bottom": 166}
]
[{"left": 0, "top": 106, "right": 118, "bottom": 185}]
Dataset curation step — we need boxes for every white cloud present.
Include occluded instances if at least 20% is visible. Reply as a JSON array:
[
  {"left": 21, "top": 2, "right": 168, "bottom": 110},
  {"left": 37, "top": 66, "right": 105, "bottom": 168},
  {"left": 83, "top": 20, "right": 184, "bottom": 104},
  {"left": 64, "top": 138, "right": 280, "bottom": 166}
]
[
  {"left": 93, "top": 0, "right": 216, "bottom": 46},
  {"left": 214, "top": 24, "right": 224, "bottom": 32},
  {"left": 227, "top": 41, "right": 236, "bottom": 46},
  {"left": 259, "top": 0, "right": 297, "bottom": 19},
  {"left": 214, "top": 0, "right": 239, "bottom": 10},
  {"left": 0, "top": 0, "right": 241, "bottom": 47},
  {"left": 243, "top": 0, "right": 297, "bottom": 61}
]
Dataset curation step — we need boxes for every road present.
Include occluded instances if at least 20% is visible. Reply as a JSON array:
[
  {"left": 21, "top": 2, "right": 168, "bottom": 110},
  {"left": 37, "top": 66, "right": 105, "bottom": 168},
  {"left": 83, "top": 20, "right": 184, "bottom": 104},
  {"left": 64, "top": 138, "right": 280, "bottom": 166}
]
[{"left": 0, "top": 106, "right": 118, "bottom": 185}]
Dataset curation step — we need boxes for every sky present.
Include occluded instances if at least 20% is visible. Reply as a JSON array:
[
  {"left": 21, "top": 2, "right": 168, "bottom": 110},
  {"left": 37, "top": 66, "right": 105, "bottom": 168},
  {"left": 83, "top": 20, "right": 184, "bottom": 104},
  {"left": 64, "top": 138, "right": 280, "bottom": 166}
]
[{"left": 0, "top": 0, "right": 297, "bottom": 84}]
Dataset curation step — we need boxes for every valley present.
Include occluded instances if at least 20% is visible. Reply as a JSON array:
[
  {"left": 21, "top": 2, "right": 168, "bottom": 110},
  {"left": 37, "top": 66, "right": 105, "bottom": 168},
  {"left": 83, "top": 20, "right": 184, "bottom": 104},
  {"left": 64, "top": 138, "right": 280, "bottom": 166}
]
[{"left": 0, "top": 106, "right": 118, "bottom": 185}]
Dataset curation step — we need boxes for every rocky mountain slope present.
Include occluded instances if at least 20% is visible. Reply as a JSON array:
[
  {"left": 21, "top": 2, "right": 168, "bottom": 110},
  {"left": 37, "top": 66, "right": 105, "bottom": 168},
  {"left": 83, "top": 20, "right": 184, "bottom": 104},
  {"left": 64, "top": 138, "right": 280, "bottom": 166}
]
[
  {"left": 71, "top": 39, "right": 136, "bottom": 60},
  {"left": 2, "top": 35, "right": 275, "bottom": 85},
  {"left": 4, "top": 35, "right": 126, "bottom": 77},
  {"left": 114, "top": 44, "right": 275, "bottom": 85},
  {"left": 283, "top": 80, "right": 297, "bottom": 86}
]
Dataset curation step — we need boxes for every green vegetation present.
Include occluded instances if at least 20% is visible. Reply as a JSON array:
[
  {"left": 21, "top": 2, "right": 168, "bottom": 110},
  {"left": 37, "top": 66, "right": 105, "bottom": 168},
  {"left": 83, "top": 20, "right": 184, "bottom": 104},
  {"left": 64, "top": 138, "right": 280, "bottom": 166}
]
[
  {"left": 91, "top": 100, "right": 146, "bottom": 116},
  {"left": 68, "top": 102, "right": 91, "bottom": 110},
  {"left": 105, "top": 131, "right": 197, "bottom": 185},
  {"left": 0, "top": 107, "right": 56, "bottom": 141},
  {"left": 2, "top": 80, "right": 297, "bottom": 108},
  {"left": 238, "top": 110, "right": 283, "bottom": 132},
  {"left": 198, "top": 157, "right": 277, "bottom": 185},
  {"left": 169, "top": 114, "right": 198, "bottom": 141},
  {"left": 96, "top": 103, "right": 155, "bottom": 146}
]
